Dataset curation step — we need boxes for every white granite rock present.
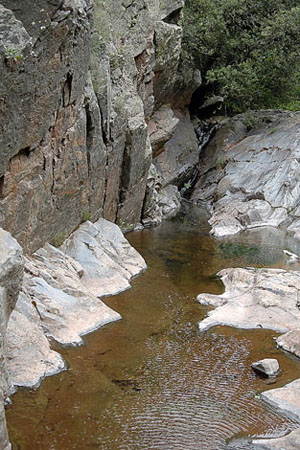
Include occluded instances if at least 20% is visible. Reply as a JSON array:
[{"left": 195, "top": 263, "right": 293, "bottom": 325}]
[
  {"left": 6, "top": 309, "right": 65, "bottom": 388},
  {"left": 6, "top": 218, "right": 147, "bottom": 388},
  {"left": 277, "top": 329, "right": 300, "bottom": 358},
  {"left": 251, "top": 359, "right": 280, "bottom": 377},
  {"left": 253, "top": 427, "right": 300, "bottom": 449},
  {"left": 260, "top": 379, "right": 300, "bottom": 422},
  {"left": 192, "top": 111, "right": 300, "bottom": 236},
  {"left": 197, "top": 267, "right": 300, "bottom": 332},
  {"left": 61, "top": 219, "right": 147, "bottom": 298}
]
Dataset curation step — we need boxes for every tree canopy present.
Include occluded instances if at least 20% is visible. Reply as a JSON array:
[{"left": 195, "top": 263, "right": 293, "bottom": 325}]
[{"left": 182, "top": 0, "right": 300, "bottom": 113}]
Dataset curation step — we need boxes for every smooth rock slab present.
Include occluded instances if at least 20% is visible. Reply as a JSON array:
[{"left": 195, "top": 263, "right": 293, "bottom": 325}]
[
  {"left": 61, "top": 219, "right": 147, "bottom": 298},
  {"left": 6, "top": 218, "right": 146, "bottom": 388},
  {"left": 253, "top": 380, "right": 300, "bottom": 448},
  {"left": 6, "top": 309, "right": 65, "bottom": 388},
  {"left": 209, "top": 199, "right": 287, "bottom": 237},
  {"left": 191, "top": 111, "right": 300, "bottom": 237},
  {"left": 277, "top": 329, "right": 300, "bottom": 359},
  {"left": 260, "top": 379, "right": 300, "bottom": 422},
  {"left": 197, "top": 267, "right": 300, "bottom": 332},
  {"left": 253, "top": 427, "right": 300, "bottom": 449},
  {"left": 251, "top": 359, "right": 280, "bottom": 378}
]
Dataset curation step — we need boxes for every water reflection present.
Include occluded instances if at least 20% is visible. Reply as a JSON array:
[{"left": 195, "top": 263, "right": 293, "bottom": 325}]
[{"left": 6, "top": 214, "right": 300, "bottom": 450}]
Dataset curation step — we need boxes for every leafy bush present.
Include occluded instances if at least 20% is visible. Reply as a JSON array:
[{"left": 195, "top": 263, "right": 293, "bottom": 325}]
[{"left": 182, "top": 0, "right": 300, "bottom": 113}]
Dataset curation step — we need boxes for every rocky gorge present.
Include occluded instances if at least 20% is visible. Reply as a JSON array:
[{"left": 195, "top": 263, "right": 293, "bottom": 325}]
[
  {"left": 0, "top": 0, "right": 201, "bottom": 447},
  {"left": 0, "top": 0, "right": 300, "bottom": 449}
]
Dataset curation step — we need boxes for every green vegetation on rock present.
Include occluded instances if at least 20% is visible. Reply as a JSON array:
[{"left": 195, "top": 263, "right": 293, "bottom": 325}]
[{"left": 182, "top": 0, "right": 300, "bottom": 112}]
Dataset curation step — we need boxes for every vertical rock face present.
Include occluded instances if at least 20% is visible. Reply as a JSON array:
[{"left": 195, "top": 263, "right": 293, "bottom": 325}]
[
  {"left": 0, "top": 0, "right": 198, "bottom": 253},
  {"left": 0, "top": 229, "right": 23, "bottom": 450},
  {"left": 0, "top": 0, "right": 94, "bottom": 253}
]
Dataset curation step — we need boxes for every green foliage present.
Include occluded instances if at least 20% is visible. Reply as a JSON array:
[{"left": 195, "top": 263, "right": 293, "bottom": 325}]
[
  {"left": 51, "top": 232, "right": 66, "bottom": 248},
  {"left": 119, "top": 220, "right": 134, "bottom": 232},
  {"left": 182, "top": 0, "right": 300, "bottom": 112},
  {"left": 184, "top": 181, "right": 192, "bottom": 190},
  {"left": 243, "top": 112, "right": 257, "bottom": 131},
  {"left": 4, "top": 47, "right": 22, "bottom": 63},
  {"left": 81, "top": 211, "right": 91, "bottom": 222}
]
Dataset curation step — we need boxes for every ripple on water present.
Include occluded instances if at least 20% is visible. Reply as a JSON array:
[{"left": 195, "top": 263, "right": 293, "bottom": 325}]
[
  {"left": 6, "top": 218, "right": 300, "bottom": 450},
  {"left": 96, "top": 321, "right": 298, "bottom": 450}
]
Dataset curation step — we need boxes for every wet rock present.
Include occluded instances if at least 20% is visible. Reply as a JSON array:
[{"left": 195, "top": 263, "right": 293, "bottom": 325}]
[
  {"left": 0, "top": 229, "right": 23, "bottom": 450},
  {"left": 251, "top": 359, "right": 280, "bottom": 378},
  {"left": 283, "top": 250, "right": 299, "bottom": 263},
  {"left": 277, "top": 329, "right": 300, "bottom": 359},
  {"left": 192, "top": 111, "right": 300, "bottom": 236},
  {"left": 253, "top": 427, "right": 300, "bottom": 449},
  {"left": 6, "top": 218, "right": 146, "bottom": 388},
  {"left": 198, "top": 95, "right": 224, "bottom": 118},
  {"left": 197, "top": 267, "right": 300, "bottom": 332}
]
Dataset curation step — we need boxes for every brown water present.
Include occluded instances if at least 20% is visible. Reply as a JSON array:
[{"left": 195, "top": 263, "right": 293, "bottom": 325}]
[{"left": 6, "top": 214, "right": 300, "bottom": 450}]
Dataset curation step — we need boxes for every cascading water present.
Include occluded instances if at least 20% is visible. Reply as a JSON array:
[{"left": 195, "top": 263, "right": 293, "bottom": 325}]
[{"left": 180, "top": 119, "right": 218, "bottom": 197}]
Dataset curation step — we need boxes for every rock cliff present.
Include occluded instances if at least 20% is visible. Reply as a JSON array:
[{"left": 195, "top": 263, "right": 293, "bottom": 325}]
[
  {"left": 0, "top": 0, "right": 203, "bottom": 446},
  {"left": 0, "top": 0, "right": 199, "bottom": 253}
]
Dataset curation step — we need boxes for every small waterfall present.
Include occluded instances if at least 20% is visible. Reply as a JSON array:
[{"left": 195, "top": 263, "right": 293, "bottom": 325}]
[
  {"left": 195, "top": 120, "right": 218, "bottom": 154},
  {"left": 180, "top": 120, "right": 217, "bottom": 197}
]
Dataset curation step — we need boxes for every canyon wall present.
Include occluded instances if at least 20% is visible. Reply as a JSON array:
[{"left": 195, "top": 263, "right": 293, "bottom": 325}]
[
  {"left": 0, "top": 0, "right": 199, "bottom": 254},
  {"left": 0, "top": 0, "right": 202, "bottom": 446}
]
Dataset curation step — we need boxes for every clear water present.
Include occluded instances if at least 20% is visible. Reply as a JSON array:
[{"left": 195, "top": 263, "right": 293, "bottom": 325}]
[{"left": 6, "top": 212, "right": 300, "bottom": 449}]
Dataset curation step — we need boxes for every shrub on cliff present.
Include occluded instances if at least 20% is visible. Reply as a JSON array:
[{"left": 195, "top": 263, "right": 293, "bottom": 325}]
[{"left": 182, "top": 0, "right": 300, "bottom": 113}]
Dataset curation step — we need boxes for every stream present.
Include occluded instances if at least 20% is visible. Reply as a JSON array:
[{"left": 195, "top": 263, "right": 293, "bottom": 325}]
[{"left": 6, "top": 210, "right": 300, "bottom": 449}]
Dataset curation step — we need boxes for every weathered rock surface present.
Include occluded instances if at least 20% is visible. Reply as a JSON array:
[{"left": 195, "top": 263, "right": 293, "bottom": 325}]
[
  {"left": 197, "top": 267, "right": 300, "bottom": 332},
  {"left": 0, "top": 1, "right": 95, "bottom": 253},
  {"left": 62, "top": 219, "right": 147, "bottom": 298},
  {"left": 0, "top": 229, "right": 23, "bottom": 450},
  {"left": 153, "top": 10, "right": 183, "bottom": 110},
  {"left": 253, "top": 427, "right": 300, "bottom": 449},
  {"left": 148, "top": 107, "right": 179, "bottom": 157},
  {"left": 260, "top": 379, "right": 300, "bottom": 422},
  {"left": 0, "top": 0, "right": 191, "bottom": 253},
  {"left": 277, "top": 329, "right": 300, "bottom": 359},
  {"left": 144, "top": 108, "right": 199, "bottom": 227},
  {"left": 142, "top": 164, "right": 181, "bottom": 226},
  {"left": 6, "top": 309, "right": 65, "bottom": 388},
  {"left": 153, "top": 110, "right": 199, "bottom": 188},
  {"left": 251, "top": 359, "right": 280, "bottom": 378},
  {"left": 191, "top": 111, "right": 300, "bottom": 237},
  {"left": 6, "top": 218, "right": 146, "bottom": 388}
]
